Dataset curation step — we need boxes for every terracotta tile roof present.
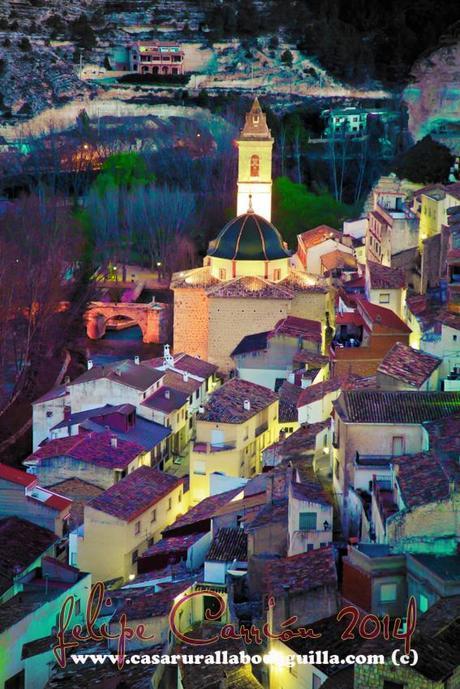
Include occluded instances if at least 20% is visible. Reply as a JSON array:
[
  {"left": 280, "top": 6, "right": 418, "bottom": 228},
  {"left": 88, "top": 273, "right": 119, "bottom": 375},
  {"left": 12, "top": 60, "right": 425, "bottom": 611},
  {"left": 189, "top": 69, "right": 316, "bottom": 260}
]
[
  {"left": 0, "top": 516, "right": 58, "bottom": 596},
  {"left": 0, "top": 464, "right": 36, "bottom": 487},
  {"left": 245, "top": 498, "right": 288, "bottom": 530},
  {"left": 141, "top": 386, "right": 189, "bottom": 413},
  {"left": 335, "top": 311, "right": 365, "bottom": 327},
  {"left": 356, "top": 297, "right": 411, "bottom": 333},
  {"left": 206, "top": 527, "right": 247, "bottom": 562},
  {"left": 88, "top": 466, "right": 182, "bottom": 522},
  {"left": 173, "top": 353, "right": 218, "bottom": 379},
  {"left": 378, "top": 343, "right": 442, "bottom": 387},
  {"left": 265, "top": 421, "right": 330, "bottom": 460},
  {"left": 198, "top": 378, "right": 278, "bottom": 424},
  {"left": 321, "top": 249, "right": 357, "bottom": 272},
  {"left": 212, "top": 493, "right": 266, "bottom": 518},
  {"left": 162, "top": 488, "right": 242, "bottom": 535},
  {"left": 334, "top": 390, "right": 460, "bottom": 424},
  {"left": 33, "top": 384, "right": 68, "bottom": 405},
  {"left": 367, "top": 261, "right": 406, "bottom": 289},
  {"left": 393, "top": 452, "right": 451, "bottom": 509},
  {"left": 279, "top": 270, "right": 329, "bottom": 293},
  {"left": 113, "top": 579, "right": 193, "bottom": 621},
  {"left": 290, "top": 467, "right": 332, "bottom": 506},
  {"left": 298, "top": 225, "right": 342, "bottom": 248},
  {"left": 68, "top": 359, "right": 164, "bottom": 391},
  {"left": 26, "top": 431, "right": 144, "bottom": 470},
  {"left": 142, "top": 532, "right": 206, "bottom": 557},
  {"left": 278, "top": 381, "right": 302, "bottom": 422},
  {"left": 264, "top": 546, "right": 337, "bottom": 595},
  {"left": 208, "top": 276, "right": 294, "bottom": 300},
  {"left": 297, "top": 377, "right": 343, "bottom": 407},
  {"left": 231, "top": 331, "right": 269, "bottom": 357},
  {"left": 424, "top": 413, "right": 460, "bottom": 455},
  {"left": 47, "top": 478, "right": 104, "bottom": 529},
  {"left": 292, "top": 351, "right": 329, "bottom": 367},
  {"left": 159, "top": 370, "right": 201, "bottom": 395},
  {"left": 271, "top": 316, "right": 322, "bottom": 342}
]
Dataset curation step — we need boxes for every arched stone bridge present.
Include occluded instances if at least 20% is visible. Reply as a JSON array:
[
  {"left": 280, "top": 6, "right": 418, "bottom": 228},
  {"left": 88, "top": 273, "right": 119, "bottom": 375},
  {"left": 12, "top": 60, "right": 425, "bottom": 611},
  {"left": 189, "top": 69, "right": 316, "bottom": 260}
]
[{"left": 85, "top": 301, "right": 171, "bottom": 343}]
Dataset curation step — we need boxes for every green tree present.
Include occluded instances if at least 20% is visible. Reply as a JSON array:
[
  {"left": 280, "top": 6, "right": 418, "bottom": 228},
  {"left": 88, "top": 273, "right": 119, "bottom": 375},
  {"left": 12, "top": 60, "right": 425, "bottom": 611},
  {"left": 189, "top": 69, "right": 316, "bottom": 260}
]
[
  {"left": 94, "top": 152, "right": 154, "bottom": 194},
  {"left": 272, "top": 176, "right": 356, "bottom": 248},
  {"left": 393, "top": 136, "right": 453, "bottom": 183},
  {"left": 280, "top": 49, "right": 293, "bottom": 67}
]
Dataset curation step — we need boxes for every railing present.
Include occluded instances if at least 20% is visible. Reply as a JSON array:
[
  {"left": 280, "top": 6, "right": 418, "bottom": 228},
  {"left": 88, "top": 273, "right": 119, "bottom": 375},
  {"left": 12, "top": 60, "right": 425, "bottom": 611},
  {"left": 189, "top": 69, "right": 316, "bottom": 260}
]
[
  {"left": 193, "top": 442, "right": 236, "bottom": 453},
  {"left": 255, "top": 421, "right": 268, "bottom": 436}
]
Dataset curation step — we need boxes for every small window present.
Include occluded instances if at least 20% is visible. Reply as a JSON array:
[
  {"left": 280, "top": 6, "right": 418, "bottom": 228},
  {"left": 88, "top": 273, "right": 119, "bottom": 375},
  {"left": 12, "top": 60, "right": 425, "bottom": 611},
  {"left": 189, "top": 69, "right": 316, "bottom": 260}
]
[
  {"left": 273, "top": 268, "right": 281, "bottom": 281},
  {"left": 250, "top": 154, "right": 260, "bottom": 177},
  {"left": 419, "top": 593, "right": 429, "bottom": 613},
  {"left": 151, "top": 509, "right": 156, "bottom": 523},
  {"left": 219, "top": 268, "right": 226, "bottom": 281},
  {"left": 46, "top": 410, "right": 53, "bottom": 418},
  {"left": 289, "top": 663, "right": 297, "bottom": 677},
  {"left": 167, "top": 497, "right": 172, "bottom": 511},
  {"left": 74, "top": 598, "right": 81, "bottom": 616},
  {"left": 379, "top": 293, "right": 390, "bottom": 304},
  {"left": 380, "top": 583, "right": 397, "bottom": 602},
  {"left": 131, "top": 549, "right": 138, "bottom": 564},
  {"left": 178, "top": 491, "right": 182, "bottom": 503},
  {"left": 299, "top": 512, "right": 317, "bottom": 531},
  {"left": 454, "top": 335, "right": 457, "bottom": 342},
  {"left": 134, "top": 521, "right": 141, "bottom": 535}
]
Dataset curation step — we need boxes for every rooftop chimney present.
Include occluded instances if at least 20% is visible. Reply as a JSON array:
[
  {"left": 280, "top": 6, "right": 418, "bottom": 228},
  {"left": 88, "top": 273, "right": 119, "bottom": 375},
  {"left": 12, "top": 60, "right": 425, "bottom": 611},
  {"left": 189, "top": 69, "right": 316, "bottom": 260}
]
[
  {"left": 198, "top": 405, "right": 205, "bottom": 414},
  {"left": 163, "top": 344, "right": 174, "bottom": 368},
  {"left": 243, "top": 399, "right": 251, "bottom": 411},
  {"left": 87, "top": 359, "right": 93, "bottom": 370},
  {"left": 134, "top": 355, "right": 140, "bottom": 365},
  {"left": 111, "top": 435, "right": 118, "bottom": 449}
]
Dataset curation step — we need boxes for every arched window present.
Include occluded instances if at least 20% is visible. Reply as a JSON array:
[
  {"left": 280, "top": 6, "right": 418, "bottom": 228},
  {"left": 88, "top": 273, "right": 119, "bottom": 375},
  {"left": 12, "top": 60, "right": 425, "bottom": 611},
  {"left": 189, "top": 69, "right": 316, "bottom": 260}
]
[{"left": 250, "top": 154, "right": 260, "bottom": 177}]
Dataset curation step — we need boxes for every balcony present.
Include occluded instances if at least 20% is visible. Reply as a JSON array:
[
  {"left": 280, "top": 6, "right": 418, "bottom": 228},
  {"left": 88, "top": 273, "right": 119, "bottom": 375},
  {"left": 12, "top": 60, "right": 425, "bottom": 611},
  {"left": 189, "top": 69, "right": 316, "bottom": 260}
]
[{"left": 193, "top": 442, "right": 236, "bottom": 454}]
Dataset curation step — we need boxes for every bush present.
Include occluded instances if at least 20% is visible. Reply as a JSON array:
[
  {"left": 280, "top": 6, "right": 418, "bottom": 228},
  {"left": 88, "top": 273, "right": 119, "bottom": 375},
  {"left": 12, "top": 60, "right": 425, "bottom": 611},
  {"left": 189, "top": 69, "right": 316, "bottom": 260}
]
[
  {"left": 18, "top": 37, "right": 31, "bottom": 51},
  {"left": 117, "top": 72, "right": 189, "bottom": 85},
  {"left": 280, "top": 49, "right": 293, "bottom": 67}
]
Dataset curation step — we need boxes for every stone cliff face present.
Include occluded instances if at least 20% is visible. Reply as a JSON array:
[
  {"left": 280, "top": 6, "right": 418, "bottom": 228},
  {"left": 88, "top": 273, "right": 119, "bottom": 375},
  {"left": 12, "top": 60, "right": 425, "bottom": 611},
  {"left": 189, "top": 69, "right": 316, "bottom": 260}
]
[{"left": 403, "top": 42, "right": 460, "bottom": 153}]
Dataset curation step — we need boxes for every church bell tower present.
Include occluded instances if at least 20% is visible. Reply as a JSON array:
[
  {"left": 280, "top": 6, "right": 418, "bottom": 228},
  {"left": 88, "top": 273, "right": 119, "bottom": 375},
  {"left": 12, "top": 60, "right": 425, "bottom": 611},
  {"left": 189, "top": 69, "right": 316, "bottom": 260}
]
[{"left": 236, "top": 98, "right": 274, "bottom": 221}]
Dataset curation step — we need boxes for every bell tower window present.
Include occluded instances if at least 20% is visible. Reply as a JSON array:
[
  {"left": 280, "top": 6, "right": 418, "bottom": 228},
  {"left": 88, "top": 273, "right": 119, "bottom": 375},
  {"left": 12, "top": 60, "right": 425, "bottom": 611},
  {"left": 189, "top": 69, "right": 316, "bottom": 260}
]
[{"left": 250, "top": 154, "right": 260, "bottom": 177}]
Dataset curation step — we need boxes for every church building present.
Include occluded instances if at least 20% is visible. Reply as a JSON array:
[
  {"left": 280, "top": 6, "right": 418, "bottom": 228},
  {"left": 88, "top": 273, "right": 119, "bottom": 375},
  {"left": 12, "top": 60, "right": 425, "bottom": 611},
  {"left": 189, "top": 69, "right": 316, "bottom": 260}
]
[{"left": 172, "top": 99, "right": 332, "bottom": 373}]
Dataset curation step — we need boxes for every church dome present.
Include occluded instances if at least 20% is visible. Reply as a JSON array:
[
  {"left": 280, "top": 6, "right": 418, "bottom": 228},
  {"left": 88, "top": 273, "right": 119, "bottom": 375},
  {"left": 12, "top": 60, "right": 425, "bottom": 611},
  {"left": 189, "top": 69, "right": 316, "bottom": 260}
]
[{"left": 208, "top": 211, "right": 291, "bottom": 261}]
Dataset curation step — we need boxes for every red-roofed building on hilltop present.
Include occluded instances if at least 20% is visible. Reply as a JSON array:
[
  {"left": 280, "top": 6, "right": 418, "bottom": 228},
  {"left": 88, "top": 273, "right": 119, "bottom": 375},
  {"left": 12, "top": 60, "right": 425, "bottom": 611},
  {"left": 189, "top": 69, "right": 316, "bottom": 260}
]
[
  {"left": 0, "top": 464, "right": 71, "bottom": 537},
  {"left": 77, "top": 466, "right": 185, "bottom": 582}
]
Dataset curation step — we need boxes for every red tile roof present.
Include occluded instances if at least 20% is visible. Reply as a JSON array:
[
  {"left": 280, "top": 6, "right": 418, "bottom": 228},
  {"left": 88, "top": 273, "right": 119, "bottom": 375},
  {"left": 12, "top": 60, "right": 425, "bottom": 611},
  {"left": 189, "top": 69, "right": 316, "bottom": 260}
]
[
  {"left": 271, "top": 316, "right": 322, "bottom": 342},
  {"left": 173, "top": 353, "right": 218, "bottom": 379},
  {"left": 68, "top": 360, "right": 164, "bottom": 391},
  {"left": 198, "top": 378, "right": 278, "bottom": 424},
  {"left": 141, "top": 386, "right": 189, "bottom": 414},
  {"left": 47, "top": 478, "right": 104, "bottom": 529},
  {"left": 264, "top": 546, "right": 337, "bottom": 595},
  {"left": 142, "top": 532, "right": 206, "bottom": 557},
  {"left": 278, "top": 381, "right": 302, "bottom": 423},
  {"left": 335, "top": 390, "right": 460, "bottom": 424},
  {"left": 367, "top": 261, "right": 406, "bottom": 289},
  {"left": 26, "top": 431, "right": 144, "bottom": 470},
  {"left": 393, "top": 453, "right": 451, "bottom": 509},
  {"left": 112, "top": 579, "right": 193, "bottom": 621},
  {"left": 44, "top": 494, "right": 72, "bottom": 512},
  {"left": 298, "top": 225, "right": 342, "bottom": 248},
  {"left": 88, "top": 466, "right": 182, "bottom": 522},
  {"left": 335, "top": 312, "right": 365, "bottom": 327},
  {"left": 206, "top": 527, "right": 247, "bottom": 562},
  {"left": 265, "top": 421, "right": 330, "bottom": 460},
  {"left": 378, "top": 343, "right": 441, "bottom": 388},
  {"left": 321, "top": 249, "right": 357, "bottom": 272},
  {"left": 0, "top": 464, "right": 36, "bottom": 487},
  {"left": 297, "top": 378, "right": 343, "bottom": 408},
  {"left": 357, "top": 298, "right": 411, "bottom": 333},
  {"left": 163, "top": 488, "right": 242, "bottom": 535}
]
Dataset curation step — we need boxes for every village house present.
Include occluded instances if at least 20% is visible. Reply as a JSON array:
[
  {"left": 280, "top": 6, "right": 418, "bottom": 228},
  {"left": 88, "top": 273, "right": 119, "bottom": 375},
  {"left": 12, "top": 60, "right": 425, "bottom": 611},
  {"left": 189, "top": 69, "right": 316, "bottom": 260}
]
[
  {"left": 24, "top": 430, "right": 148, "bottom": 490},
  {"left": 137, "top": 530, "right": 211, "bottom": 576},
  {"left": 287, "top": 464, "right": 333, "bottom": 556},
  {"left": 365, "top": 260, "right": 406, "bottom": 318},
  {"left": 203, "top": 526, "right": 248, "bottom": 584},
  {"left": 331, "top": 297, "right": 412, "bottom": 377},
  {"left": 76, "top": 466, "right": 185, "bottom": 582},
  {"left": 231, "top": 315, "right": 324, "bottom": 391},
  {"left": 0, "top": 465, "right": 72, "bottom": 538},
  {"left": 406, "top": 553, "right": 460, "bottom": 613},
  {"left": 377, "top": 342, "right": 442, "bottom": 391},
  {"left": 331, "top": 389, "right": 460, "bottom": 535},
  {"left": 296, "top": 225, "right": 354, "bottom": 275},
  {"left": 262, "top": 420, "right": 330, "bottom": 469},
  {"left": 162, "top": 487, "right": 243, "bottom": 538},
  {"left": 129, "top": 41, "right": 185, "bottom": 75},
  {"left": 366, "top": 189, "right": 419, "bottom": 266},
  {"left": 0, "top": 556, "right": 90, "bottom": 689},
  {"left": 189, "top": 378, "right": 279, "bottom": 504}
]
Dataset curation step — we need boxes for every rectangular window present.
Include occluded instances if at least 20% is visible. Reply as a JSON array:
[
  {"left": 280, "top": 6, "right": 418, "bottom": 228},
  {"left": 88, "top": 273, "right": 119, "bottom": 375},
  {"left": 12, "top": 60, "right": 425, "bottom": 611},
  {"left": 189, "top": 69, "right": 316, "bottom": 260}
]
[
  {"left": 273, "top": 269, "right": 281, "bottom": 281},
  {"left": 380, "top": 583, "right": 397, "bottom": 602},
  {"left": 131, "top": 549, "right": 138, "bottom": 564},
  {"left": 219, "top": 268, "right": 226, "bottom": 281},
  {"left": 194, "top": 460, "right": 206, "bottom": 475},
  {"left": 168, "top": 497, "right": 172, "bottom": 511},
  {"left": 419, "top": 593, "right": 429, "bottom": 613},
  {"left": 74, "top": 598, "right": 81, "bottom": 616},
  {"left": 299, "top": 512, "right": 317, "bottom": 531},
  {"left": 178, "top": 491, "right": 182, "bottom": 503},
  {"left": 151, "top": 509, "right": 156, "bottom": 523},
  {"left": 134, "top": 521, "right": 141, "bottom": 535},
  {"left": 379, "top": 293, "right": 390, "bottom": 304}
]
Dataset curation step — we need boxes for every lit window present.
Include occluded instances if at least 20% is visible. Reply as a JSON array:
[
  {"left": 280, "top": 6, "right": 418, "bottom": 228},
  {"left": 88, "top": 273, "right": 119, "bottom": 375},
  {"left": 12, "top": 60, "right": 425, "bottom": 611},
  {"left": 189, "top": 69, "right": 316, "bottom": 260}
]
[
  {"left": 250, "top": 154, "right": 260, "bottom": 177},
  {"left": 379, "top": 293, "right": 390, "bottom": 304},
  {"left": 380, "top": 583, "right": 397, "bottom": 602},
  {"left": 419, "top": 593, "right": 429, "bottom": 613},
  {"left": 273, "top": 269, "right": 281, "bottom": 281}
]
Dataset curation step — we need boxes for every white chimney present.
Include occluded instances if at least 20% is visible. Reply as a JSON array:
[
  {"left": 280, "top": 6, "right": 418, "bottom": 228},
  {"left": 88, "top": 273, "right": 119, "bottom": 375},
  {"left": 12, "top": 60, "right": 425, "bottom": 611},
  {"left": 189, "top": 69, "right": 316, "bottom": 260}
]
[
  {"left": 163, "top": 344, "right": 174, "bottom": 368},
  {"left": 111, "top": 435, "right": 118, "bottom": 448},
  {"left": 134, "top": 355, "right": 140, "bottom": 365},
  {"left": 87, "top": 360, "right": 93, "bottom": 370},
  {"left": 183, "top": 372, "right": 189, "bottom": 382},
  {"left": 165, "top": 389, "right": 171, "bottom": 399},
  {"left": 243, "top": 399, "right": 251, "bottom": 411},
  {"left": 199, "top": 405, "right": 205, "bottom": 414}
]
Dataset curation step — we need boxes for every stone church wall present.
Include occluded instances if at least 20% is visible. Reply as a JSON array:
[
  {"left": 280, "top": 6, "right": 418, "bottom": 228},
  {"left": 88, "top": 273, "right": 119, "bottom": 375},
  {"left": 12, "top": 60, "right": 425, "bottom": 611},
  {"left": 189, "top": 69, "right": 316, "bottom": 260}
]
[{"left": 173, "top": 287, "right": 209, "bottom": 360}]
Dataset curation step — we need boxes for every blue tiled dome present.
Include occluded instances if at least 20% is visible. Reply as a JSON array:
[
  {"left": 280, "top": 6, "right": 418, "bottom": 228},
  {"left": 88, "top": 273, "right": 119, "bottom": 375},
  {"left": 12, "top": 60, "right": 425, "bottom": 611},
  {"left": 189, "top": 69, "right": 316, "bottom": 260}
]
[{"left": 208, "top": 212, "right": 291, "bottom": 261}]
